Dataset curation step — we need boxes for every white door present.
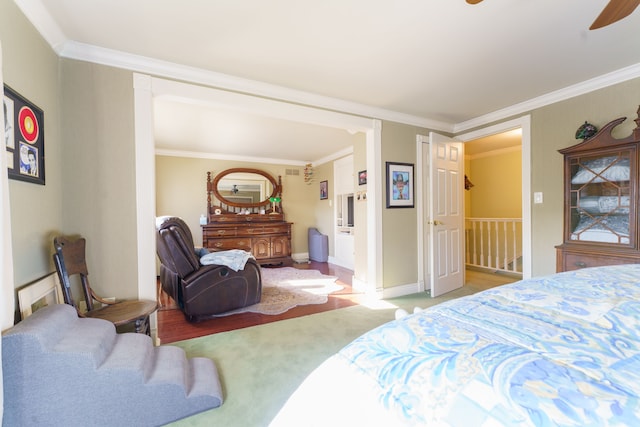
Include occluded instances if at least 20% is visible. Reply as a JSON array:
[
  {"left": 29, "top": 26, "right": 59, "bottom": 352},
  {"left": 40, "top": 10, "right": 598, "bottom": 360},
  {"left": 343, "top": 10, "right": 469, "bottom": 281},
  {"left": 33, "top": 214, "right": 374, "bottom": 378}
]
[{"left": 427, "top": 132, "right": 464, "bottom": 297}]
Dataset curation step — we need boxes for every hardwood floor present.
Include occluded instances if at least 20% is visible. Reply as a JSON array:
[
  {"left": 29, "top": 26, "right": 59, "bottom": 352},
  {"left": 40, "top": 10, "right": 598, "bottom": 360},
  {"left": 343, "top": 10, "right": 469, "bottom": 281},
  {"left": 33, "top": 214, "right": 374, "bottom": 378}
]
[
  {"left": 156, "top": 263, "right": 518, "bottom": 344},
  {"left": 156, "top": 261, "right": 360, "bottom": 344}
]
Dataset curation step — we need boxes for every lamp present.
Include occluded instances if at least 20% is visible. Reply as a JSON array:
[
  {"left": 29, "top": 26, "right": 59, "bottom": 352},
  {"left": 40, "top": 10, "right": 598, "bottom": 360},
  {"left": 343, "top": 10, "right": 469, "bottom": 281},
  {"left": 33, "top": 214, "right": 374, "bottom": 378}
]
[{"left": 269, "top": 196, "right": 281, "bottom": 214}]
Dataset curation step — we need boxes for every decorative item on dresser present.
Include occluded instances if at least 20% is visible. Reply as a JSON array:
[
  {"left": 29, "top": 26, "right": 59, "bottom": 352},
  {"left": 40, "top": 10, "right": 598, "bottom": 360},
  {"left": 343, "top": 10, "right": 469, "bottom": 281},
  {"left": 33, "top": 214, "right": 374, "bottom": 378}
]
[
  {"left": 556, "top": 105, "right": 640, "bottom": 272},
  {"left": 203, "top": 168, "right": 293, "bottom": 266}
]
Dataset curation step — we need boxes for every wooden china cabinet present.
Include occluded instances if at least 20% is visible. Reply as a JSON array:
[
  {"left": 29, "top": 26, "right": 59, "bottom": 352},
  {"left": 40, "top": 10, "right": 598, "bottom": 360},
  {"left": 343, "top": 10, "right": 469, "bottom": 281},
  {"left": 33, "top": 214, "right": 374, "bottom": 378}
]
[
  {"left": 202, "top": 168, "right": 293, "bottom": 266},
  {"left": 556, "top": 106, "right": 640, "bottom": 272}
]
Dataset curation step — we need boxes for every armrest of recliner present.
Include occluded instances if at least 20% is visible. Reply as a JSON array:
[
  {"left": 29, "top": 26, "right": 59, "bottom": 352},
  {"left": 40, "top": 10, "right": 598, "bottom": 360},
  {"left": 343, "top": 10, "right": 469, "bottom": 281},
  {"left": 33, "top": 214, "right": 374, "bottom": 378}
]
[{"left": 183, "top": 263, "right": 229, "bottom": 283}]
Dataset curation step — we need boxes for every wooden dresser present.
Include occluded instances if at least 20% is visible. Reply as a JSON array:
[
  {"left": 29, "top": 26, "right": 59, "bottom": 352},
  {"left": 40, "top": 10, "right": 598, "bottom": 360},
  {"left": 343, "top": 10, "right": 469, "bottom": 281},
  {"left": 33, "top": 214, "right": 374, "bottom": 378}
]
[
  {"left": 202, "top": 214, "right": 292, "bottom": 266},
  {"left": 556, "top": 106, "right": 640, "bottom": 272},
  {"left": 203, "top": 168, "right": 293, "bottom": 266}
]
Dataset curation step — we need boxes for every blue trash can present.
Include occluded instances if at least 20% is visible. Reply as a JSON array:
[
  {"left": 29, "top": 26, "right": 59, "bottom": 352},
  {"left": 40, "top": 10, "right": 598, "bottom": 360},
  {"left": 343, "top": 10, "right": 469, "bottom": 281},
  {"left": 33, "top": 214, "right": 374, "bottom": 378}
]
[{"left": 308, "top": 227, "right": 328, "bottom": 262}]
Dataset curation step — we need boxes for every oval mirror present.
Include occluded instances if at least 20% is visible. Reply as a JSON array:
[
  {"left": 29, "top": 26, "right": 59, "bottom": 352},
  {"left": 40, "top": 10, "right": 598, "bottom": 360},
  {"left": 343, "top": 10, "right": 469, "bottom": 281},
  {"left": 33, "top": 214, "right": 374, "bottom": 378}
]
[{"left": 212, "top": 168, "right": 279, "bottom": 208}]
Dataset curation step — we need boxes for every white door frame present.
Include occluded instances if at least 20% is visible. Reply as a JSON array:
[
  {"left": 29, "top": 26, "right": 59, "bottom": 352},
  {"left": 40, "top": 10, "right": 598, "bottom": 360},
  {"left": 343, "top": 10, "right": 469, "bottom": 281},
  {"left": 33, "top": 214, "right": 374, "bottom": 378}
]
[
  {"left": 417, "top": 115, "right": 532, "bottom": 292},
  {"left": 133, "top": 74, "right": 384, "bottom": 307}
]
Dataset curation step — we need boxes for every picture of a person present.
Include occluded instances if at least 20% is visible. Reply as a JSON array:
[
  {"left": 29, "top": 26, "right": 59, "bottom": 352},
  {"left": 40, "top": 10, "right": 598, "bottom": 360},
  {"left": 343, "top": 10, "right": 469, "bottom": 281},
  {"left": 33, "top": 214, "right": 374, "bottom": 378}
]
[
  {"left": 393, "top": 172, "right": 409, "bottom": 200},
  {"left": 320, "top": 181, "right": 328, "bottom": 199},
  {"left": 19, "top": 144, "right": 29, "bottom": 173},
  {"left": 3, "top": 96, "right": 14, "bottom": 149},
  {"left": 19, "top": 143, "right": 38, "bottom": 176},
  {"left": 27, "top": 149, "right": 38, "bottom": 177}
]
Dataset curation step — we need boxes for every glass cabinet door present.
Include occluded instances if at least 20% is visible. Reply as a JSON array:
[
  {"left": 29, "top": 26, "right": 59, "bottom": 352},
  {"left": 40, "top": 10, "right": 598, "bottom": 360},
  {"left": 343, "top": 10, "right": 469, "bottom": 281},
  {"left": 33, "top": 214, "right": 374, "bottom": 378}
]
[{"left": 569, "top": 151, "right": 631, "bottom": 245}]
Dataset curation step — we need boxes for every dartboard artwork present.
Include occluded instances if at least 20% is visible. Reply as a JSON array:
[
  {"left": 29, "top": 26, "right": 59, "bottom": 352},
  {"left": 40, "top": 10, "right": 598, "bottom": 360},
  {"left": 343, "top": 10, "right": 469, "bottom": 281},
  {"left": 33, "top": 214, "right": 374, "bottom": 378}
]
[{"left": 3, "top": 84, "right": 45, "bottom": 185}]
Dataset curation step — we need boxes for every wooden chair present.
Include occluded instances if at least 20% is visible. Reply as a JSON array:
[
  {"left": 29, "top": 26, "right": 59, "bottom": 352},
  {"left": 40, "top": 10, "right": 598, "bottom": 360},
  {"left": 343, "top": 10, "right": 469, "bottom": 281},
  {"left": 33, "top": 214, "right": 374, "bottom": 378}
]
[{"left": 53, "top": 235, "right": 158, "bottom": 335}]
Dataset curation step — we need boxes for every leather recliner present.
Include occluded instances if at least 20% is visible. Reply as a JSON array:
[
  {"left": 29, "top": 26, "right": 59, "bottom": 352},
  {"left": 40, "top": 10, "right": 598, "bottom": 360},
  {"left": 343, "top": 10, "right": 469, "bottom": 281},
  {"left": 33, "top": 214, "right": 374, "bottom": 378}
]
[{"left": 155, "top": 216, "right": 262, "bottom": 322}]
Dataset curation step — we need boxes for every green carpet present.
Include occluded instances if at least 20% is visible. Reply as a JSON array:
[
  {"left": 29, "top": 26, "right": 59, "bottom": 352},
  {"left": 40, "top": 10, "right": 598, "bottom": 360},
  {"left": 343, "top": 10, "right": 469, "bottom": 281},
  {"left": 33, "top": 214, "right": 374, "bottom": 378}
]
[{"left": 168, "top": 286, "right": 478, "bottom": 427}]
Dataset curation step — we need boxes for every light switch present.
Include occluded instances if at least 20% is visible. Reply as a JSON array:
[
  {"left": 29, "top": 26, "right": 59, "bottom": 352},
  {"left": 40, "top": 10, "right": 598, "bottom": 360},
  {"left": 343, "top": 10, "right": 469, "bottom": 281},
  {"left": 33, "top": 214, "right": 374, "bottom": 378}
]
[{"left": 534, "top": 192, "right": 543, "bottom": 204}]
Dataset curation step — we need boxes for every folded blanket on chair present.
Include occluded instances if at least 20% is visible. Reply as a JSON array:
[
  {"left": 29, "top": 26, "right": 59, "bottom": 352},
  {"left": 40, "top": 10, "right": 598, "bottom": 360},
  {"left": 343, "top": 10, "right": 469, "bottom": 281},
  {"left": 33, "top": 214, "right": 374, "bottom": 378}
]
[{"left": 200, "top": 249, "right": 255, "bottom": 271}]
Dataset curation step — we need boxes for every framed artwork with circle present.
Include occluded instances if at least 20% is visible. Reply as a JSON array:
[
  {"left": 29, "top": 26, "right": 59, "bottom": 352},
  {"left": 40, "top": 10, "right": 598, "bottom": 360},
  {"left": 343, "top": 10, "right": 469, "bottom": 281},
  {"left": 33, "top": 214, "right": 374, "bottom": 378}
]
[{"left": 4, "top": 84, "right": 45, "bottom": 185}]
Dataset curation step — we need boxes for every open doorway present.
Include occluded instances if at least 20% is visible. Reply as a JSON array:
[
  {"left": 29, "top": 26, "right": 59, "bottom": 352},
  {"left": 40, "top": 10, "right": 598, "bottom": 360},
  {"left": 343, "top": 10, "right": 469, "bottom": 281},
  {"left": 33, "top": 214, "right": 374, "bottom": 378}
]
[
  {"left": 418, "top": 116, "right": 532, "bottom": 297},
  {"left": 464, "top": 129, "right": 523, "bottom": 277},
  {"left": 133, "top": 74, "right": 384, "bottom": 318},
  {"left": 457, "top": 115, "right": 532, "bottom": 281}
]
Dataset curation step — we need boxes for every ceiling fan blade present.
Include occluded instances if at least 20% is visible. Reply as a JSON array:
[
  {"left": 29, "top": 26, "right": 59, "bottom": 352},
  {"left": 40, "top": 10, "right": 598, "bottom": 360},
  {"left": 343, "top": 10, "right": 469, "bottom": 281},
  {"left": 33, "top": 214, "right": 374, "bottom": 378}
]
[
  {"left": 466, "top": 0, "right": 483, "bottom": 4},
  {"left": 590, "top": 0, "right": 640, "bottom": 30}
]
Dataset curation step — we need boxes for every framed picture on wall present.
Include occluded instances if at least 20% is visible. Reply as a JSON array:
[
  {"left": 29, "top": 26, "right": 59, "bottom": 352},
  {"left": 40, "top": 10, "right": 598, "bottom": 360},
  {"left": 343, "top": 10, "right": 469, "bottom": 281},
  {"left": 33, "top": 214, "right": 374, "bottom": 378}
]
[
  {"left": 386, "top": 162, "right": 414, "bottom": 208},
  {"left": 320, "top": 180, "right": 328, "bottom": 200},
  {"left": 4, "top": 84, "right": 45, "bottom": 185},
  {"left": 358, "top": 170, "right": 367, "bottom": 185}
]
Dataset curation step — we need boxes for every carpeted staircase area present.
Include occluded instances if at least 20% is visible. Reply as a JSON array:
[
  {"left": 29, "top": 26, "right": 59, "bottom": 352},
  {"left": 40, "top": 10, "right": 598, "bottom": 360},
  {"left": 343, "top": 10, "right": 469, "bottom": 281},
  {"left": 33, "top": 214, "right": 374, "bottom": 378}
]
[{"left": 2, "top": 304, "right": 223, "bottom": 427}]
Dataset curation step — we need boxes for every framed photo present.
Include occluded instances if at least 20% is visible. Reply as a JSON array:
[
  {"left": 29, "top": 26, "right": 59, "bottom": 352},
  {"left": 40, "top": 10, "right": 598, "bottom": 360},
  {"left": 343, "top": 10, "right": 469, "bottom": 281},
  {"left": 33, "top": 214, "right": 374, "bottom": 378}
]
[
  {"left": 18, "top": 272, "right": 63, "bottom": 320},
  {"left": 320, "top": 180, "right": 328, "bottom": 200},
  {"left": 4, "top": 84, "right": 45, "bottom": 185},
  {"left": 386, "top": 162, "right": 414, "bottom": 208},
  {"left": 358, "top": 170, "right": 367, "bottom": 185}
]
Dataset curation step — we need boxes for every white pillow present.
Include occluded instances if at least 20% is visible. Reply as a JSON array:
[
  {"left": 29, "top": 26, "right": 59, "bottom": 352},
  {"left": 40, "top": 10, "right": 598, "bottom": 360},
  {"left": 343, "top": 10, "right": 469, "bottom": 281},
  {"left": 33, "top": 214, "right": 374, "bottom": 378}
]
[
  {"left": 571, "top": 157, "right": 629, "bottom": 184},
  {"left": 579, "top": 196, "right": 630, "bottom": 215}
]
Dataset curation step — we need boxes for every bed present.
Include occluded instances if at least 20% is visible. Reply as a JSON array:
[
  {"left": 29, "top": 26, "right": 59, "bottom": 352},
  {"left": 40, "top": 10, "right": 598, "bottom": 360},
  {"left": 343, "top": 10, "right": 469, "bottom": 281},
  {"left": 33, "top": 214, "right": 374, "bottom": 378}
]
[{"left": 270, "top": 264, "right": 640, "bottom": 426}]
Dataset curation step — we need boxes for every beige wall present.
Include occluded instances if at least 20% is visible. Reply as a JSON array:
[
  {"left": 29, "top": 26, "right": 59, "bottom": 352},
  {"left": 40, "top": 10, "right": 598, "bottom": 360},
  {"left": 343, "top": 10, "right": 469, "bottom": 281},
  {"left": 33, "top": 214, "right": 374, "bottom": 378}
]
[
  {"left": 58, "top": 60, "right": 138, "bottom": 298},
  {"left": 467, "top": 148, "right": 522, "bottom": 218},
  {"left": 380, "top": 121, "right": 429, "bottom": 289},
  {"left": 309, "top": 161, "right": 335, "bottom": 254},
  {"left": 1, "top": 0, "right": 63, "bottom": 311}
]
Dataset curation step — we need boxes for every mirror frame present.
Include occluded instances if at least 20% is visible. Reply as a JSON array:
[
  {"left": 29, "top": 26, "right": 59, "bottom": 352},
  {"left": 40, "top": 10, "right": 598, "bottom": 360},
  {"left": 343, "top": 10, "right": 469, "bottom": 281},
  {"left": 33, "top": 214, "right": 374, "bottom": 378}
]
[{"left": 212, "top": 168, "right": 280, "bottom": 209}]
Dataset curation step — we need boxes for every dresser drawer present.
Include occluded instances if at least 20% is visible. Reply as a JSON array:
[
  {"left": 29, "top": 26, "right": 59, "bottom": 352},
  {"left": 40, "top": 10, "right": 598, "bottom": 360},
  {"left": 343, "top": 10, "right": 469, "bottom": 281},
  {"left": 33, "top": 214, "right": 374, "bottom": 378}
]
[
  {"left": 206, "top": 238, "right": 251, "bottom": 251},
  {"left": 203, "top": 227, "right": 237, "bottom": 238},
  {"left": 202, "top": 219, "right": 293, "bottom": 266},
  {"left": 240, "top": 224, "right": 291, "bottom": 236},
  {"left": 560, "top": 251, "right": 639, "bottom": 272}
]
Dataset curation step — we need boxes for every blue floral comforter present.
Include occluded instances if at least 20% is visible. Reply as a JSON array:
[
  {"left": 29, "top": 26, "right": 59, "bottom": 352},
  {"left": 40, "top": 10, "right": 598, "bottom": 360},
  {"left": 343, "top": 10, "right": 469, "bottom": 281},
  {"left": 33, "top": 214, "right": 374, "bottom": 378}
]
[{"left": 272, "top": 264, "right": 640, "bottom": 426}]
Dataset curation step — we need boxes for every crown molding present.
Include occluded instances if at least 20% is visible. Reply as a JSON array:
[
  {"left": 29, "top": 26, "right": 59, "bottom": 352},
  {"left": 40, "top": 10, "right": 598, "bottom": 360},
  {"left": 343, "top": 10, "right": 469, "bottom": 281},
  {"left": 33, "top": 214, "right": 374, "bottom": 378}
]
[
  {"left": 150, "top": 76, "right": 374, "bottom": 133},
  {"left": 57, "top": 42, "right": 640, "bottom": 135},
  {"left": 61, "top": 40, "right": 452, "bottom": 132},
  {"left": 13, "top": 0, "right": 67, "bottom": 52},
  {"left": 454, "top": 63, "right": 640, "bottom": 133},
  {"left": 155, "top": 148, "right": 311, "bottom": 167},
  {"left": 155, "top": 144, "right": 353, "bottom": 167}
]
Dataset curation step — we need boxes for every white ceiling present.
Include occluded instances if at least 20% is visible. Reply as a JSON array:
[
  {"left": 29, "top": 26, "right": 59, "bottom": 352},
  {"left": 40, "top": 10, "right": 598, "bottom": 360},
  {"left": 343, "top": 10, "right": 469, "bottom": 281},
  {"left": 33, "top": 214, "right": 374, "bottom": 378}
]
[{"left": 14, "top": 0, "right": 640, "bottom": 163}]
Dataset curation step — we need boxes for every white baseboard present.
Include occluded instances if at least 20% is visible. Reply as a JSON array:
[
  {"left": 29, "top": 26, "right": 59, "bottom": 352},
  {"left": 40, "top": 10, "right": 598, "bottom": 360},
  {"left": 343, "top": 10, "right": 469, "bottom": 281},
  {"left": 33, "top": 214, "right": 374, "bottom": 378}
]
[
  {"left": 352, "top": 276, "right": 380, "bottom": 297},
  {"left": 291, "top": 252, "right": 310, "bottom": 263},
  {"left": 381, "top": 282, "right": 422, "bottom": 299},
  {"left": 291, "top": 256, "right": 421, "bottom": 299},
  {"left": 351, "top": 277, "right": 422, "bottom": 300},
  {"left": 327, "top": 256, "right": 353, "bottom": 270}
]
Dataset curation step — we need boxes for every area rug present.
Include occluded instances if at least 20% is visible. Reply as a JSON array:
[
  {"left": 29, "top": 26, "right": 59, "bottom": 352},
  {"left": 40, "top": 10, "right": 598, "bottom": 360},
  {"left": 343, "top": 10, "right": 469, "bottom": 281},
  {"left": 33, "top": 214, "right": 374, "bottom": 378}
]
[{"left": 215, "top": 267, "right": 342, "bottom": 316}]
